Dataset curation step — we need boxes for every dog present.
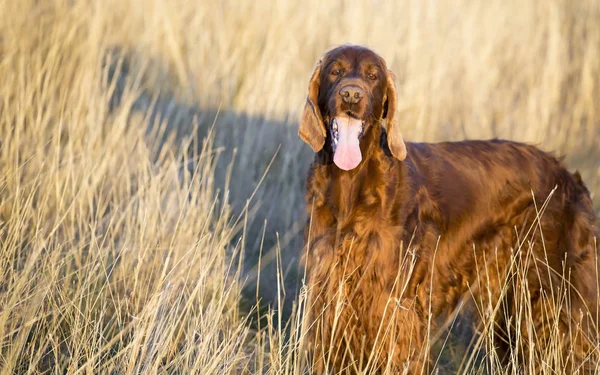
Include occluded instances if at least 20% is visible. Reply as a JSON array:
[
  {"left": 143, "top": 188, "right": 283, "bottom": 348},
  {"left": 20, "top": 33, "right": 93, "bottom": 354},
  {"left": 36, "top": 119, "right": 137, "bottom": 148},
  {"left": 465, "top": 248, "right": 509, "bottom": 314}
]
[{"left": 299, "top": 44, "right": 598, "bottom": 373}]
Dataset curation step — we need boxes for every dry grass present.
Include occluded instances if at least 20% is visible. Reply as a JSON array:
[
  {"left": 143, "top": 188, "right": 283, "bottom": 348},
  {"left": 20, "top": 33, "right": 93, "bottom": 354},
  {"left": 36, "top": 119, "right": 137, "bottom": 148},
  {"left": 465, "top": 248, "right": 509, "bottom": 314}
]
[{"left": 0, "top": 0, "right": 599, "bottom": 373}]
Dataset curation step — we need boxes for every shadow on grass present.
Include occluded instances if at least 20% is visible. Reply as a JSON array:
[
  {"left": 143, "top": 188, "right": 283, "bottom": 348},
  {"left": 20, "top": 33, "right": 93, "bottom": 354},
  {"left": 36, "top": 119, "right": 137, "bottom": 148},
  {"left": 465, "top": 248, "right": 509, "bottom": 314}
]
[{"left": 106, "top": 49, "right": 313, "bottom": 322}]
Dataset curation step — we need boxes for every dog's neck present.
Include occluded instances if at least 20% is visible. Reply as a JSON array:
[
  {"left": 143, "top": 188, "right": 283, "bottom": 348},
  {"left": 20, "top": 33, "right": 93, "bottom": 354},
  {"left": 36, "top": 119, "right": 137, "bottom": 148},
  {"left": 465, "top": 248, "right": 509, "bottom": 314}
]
[{"left": 312, "top": 120, "right": 400, "bottom": 221}]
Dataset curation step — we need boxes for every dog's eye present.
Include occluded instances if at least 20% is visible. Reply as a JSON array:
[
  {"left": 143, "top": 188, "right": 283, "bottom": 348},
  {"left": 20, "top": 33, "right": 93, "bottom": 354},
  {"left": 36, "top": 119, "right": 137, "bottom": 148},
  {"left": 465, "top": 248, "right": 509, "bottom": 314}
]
[
  {"left": 367, "top": 73, "right": 377, "bottom": 80},
  {"left": 331, "top": 69, "right": 341, "bottom": 76}
]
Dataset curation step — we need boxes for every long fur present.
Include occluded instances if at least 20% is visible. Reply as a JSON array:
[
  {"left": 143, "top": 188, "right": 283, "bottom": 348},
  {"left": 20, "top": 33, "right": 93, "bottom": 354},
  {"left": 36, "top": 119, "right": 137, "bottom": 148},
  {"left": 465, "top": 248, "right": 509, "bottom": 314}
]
[{"left": 301, "top": 45, "right": 599, "bottom": 374}]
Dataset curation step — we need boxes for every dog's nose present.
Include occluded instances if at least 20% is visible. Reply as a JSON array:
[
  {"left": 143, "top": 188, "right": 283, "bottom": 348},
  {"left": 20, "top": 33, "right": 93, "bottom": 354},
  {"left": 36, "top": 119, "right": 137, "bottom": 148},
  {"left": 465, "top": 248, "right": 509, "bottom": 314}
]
[{"left": 339, "top": 85, "right": 364, "bottom": 104}]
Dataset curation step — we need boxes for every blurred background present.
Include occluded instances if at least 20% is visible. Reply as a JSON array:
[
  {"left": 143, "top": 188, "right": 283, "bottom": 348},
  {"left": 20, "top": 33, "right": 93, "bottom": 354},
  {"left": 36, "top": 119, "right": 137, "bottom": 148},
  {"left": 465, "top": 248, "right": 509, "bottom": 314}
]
[{"left": 1, "top": 0, "right": 598, "bottom": 373}]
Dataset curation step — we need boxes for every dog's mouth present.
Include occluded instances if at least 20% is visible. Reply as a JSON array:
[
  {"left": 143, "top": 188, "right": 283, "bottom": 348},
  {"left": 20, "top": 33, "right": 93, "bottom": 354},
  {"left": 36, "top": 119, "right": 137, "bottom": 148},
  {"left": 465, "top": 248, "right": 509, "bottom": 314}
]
[
  {"left": 344, "top": 110, "right": 362, "bottom": 120},
  {"left": 330, "top": 114, "right": 365, "bottom": 171}
]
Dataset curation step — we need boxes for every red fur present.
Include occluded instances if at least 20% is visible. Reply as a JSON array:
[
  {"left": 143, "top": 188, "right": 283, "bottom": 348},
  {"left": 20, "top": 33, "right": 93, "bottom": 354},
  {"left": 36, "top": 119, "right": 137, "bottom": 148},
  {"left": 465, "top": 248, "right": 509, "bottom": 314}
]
[{"left": 300, "top": 45, "right": 599, "bottom": 373}]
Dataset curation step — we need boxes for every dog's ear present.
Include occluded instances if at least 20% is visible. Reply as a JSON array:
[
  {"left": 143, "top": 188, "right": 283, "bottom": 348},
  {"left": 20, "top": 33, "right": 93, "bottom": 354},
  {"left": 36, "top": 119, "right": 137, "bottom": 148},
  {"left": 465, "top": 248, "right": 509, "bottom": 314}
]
[
  {"left": 383, "top": 70, "right": 407, "bottom": 161},
  {"left": 298, "top": 60, "right": 326, "bottom": 152}
]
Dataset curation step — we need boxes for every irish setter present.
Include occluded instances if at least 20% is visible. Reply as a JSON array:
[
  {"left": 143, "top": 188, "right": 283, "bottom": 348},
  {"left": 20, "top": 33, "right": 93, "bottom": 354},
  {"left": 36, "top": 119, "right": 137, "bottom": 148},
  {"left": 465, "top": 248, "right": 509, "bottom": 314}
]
[{"left": 299, "top": 45, "right": 598, "bottom": 373}]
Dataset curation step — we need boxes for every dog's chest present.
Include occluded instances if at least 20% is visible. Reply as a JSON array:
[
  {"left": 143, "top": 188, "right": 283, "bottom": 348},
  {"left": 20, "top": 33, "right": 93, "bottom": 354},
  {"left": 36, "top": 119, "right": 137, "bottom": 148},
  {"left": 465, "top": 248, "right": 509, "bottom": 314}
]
[
  {"left": 327, "top": 167, "right": 386, "bottom": 218},
  {"left": 329, "top": 173, "right": 362, "bottom": 218}
]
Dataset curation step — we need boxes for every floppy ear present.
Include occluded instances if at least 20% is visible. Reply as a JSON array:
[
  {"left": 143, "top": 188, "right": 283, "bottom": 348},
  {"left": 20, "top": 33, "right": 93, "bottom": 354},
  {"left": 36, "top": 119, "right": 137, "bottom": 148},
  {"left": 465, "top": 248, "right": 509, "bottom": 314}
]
[
  {"left": 383, "top": 71, "right": 407, "bottom": 160},
  {"left": 298, "top": 60, "right": 326, "bottom": 152}
]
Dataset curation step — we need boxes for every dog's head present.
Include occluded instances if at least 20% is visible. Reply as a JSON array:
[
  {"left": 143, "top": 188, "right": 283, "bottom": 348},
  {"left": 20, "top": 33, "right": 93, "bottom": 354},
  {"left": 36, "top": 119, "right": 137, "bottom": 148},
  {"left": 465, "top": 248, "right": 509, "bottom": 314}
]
[{"left": 298, "top": 45, "right": 406, "bottom": 170}]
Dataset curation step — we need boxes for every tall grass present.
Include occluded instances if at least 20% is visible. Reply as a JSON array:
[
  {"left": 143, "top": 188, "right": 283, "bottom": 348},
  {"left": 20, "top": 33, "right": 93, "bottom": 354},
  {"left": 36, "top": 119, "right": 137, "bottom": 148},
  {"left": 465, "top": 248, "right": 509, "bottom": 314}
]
[{"left": 0, "top": 0, "right": 598, "bottom": 373}]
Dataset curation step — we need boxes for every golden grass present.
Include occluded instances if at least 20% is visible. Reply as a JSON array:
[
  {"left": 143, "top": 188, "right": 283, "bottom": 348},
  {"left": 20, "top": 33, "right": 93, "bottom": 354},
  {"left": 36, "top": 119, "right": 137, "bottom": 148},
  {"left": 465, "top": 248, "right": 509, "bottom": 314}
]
[{"left": 0, "top": 0, "right": 599, "bottom": 373}]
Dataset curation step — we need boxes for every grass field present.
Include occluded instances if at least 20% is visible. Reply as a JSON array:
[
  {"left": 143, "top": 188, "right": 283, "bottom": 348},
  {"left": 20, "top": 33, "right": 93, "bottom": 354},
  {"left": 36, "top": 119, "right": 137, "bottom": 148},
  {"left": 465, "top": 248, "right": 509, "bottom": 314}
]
[{"left": 1, "top": 0, "right": 599, "bottom": 373}]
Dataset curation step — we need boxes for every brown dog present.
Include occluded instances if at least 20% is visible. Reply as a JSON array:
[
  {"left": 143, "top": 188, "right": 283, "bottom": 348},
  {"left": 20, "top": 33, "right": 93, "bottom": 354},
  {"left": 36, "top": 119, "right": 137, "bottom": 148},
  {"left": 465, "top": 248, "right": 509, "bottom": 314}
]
[{"left": 299, "top": 45, "right": 598, "bottom": 373}]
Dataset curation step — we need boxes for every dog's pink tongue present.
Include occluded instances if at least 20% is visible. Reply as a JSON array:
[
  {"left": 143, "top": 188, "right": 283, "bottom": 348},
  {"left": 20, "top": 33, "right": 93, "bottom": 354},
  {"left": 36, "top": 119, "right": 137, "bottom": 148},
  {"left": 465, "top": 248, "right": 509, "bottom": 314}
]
[{"left": 333, "top": 116, "right": 363, "bottom": 171}]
